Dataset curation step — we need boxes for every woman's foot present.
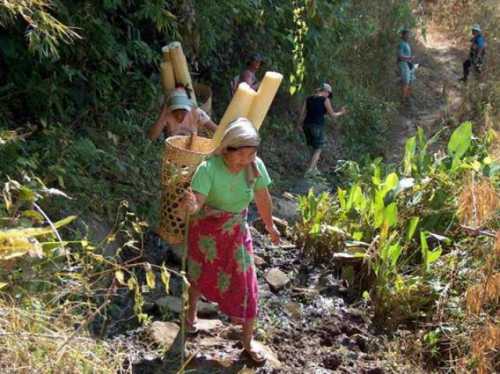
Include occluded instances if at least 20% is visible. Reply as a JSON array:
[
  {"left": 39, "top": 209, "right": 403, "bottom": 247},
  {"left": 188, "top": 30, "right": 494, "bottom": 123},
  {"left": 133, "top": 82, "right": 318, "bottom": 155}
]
[
  {"left": 185, "top": 317, "right": 199, "bottom": 335},
  {"left": 242, "top": 341, "right": 266, "bottom": 364}
]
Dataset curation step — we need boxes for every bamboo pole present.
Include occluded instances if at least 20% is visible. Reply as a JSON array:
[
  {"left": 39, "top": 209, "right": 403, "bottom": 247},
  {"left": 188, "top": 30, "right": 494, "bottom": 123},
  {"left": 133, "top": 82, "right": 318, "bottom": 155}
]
[
  {"left": 212, "top": 82, "right": 257, "bottom": 145},
  {"left": 168, "top": 41, "right": 197, "bottom": 106},
  {"left": 160, "top": 61, "right": 176, "bottom": 94},
  {"left": 247, "top": 71, "right": 283, "bottom": 130},
  {"left": 161, "top": 46, "right": 171, "bottom": 62}
]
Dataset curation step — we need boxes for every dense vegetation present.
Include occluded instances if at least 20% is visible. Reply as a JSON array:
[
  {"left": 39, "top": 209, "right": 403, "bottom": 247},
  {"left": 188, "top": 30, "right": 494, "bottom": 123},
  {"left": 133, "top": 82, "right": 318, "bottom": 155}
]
[{"left": 0, "top": 0, "right": 499, "bottom": 372}]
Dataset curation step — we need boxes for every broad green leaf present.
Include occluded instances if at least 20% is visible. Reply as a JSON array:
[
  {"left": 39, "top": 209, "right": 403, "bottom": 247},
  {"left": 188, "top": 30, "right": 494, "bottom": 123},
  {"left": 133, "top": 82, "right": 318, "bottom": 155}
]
[
  {"left": 387, "top": 243, "right": 402, "bottom": 267},
  {"left": 447, "top": 122, "right": 472, "bottom": 159},
  {"left": 372, "top": 163, "right": 382, "bottom": 185},
  {"left": 115, "top": 270, "right": 126, "bottom": 285},
  {"left": 337, "top": 188, "right": 346, "bottom": 211},
  {"left": 373, "top": 191, "right": 385, "bottom": 228},
  {"left": 353, "top": 231, "right": 363, "bottom": 241},
  {"left": 347, "top": 184, "right": 363, "bottom": 211},
  {"left": 427, "top": 247, "right": 442, "bottom": 265},
  {"left": 403, "top": 136, "right": 416, "bottom": 175},
  {"left": 406, "top": 217, "right": 420, "bottom": 241},
  {"left": 0, "top": 282, "right": 7, "bottom": 290},
  {"left": 384, "top": 203, "right": 398, "bottom": 227},
  {"left": 22, "top": 210, "right": 45, "bottom": 223},
  {"left": 310, "top": 223, "right": 320, "bottom": 235},
  {"left": 384, "top": 173, "right": 399, "bottom": 193},
  {"left": 420, "top": 231, "right": 429, "bottom": 270}
]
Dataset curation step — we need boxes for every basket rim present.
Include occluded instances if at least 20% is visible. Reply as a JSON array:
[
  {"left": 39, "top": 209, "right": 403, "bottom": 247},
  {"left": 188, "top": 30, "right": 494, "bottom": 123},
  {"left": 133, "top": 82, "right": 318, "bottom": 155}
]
[{"left": 165, "top": 135, "right": 215, "bottom": 156}]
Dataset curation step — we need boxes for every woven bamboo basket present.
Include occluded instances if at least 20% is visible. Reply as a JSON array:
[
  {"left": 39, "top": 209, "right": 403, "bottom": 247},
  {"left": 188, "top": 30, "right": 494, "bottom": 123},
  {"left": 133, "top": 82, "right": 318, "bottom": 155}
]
[{"left": 158, "top": 135, "right": 215, "bottom": 244}]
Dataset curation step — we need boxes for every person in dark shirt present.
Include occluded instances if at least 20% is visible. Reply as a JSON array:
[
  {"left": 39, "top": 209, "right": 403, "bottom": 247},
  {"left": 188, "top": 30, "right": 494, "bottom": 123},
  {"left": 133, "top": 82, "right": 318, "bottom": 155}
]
[
  {"left": 298, "top": 83, "right": 347, "bottom": 175},
  {"left": 460, "top": 24, "right": 486, "bottom": 82}
]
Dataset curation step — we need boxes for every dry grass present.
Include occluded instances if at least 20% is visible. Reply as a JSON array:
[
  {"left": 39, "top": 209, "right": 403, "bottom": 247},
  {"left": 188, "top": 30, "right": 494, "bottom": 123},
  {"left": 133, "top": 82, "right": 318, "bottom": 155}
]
[
  {"left": 458, "top": 179, "right": 499, "bottom": 227},
  {"left": 465, "top": 272, "right": 500, "bottom": 314},
  {"left": 0, "top": 300, "right": 126, "bottom": 373},
  {"left": 471, "top": 323, "right": 500, "bottom": 374}
]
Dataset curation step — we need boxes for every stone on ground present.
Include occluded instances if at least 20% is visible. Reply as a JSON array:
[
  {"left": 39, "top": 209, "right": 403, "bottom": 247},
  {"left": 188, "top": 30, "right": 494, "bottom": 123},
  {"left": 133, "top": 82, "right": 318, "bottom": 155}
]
[
  {"left": 264, "top": 268, "right": 290, "bottom": 291},
  {"left": 156, "top": 295, "right": 218, "bottom": 316},
  {"left": 146, "top": 321, "right": 179, "bottom": 349}
]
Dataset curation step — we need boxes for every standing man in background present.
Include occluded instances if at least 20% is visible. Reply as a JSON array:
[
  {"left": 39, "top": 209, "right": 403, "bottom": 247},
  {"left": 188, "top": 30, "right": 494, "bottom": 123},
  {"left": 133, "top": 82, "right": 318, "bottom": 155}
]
[
  {"left": 298, "top": 83, "right": 347, "bottom": 175},
  {"left": 459, "top": 24, "right": 486, "bottom": 82},
  {"left": 397, "top": 28, "right": 416, "bottom": 106}
]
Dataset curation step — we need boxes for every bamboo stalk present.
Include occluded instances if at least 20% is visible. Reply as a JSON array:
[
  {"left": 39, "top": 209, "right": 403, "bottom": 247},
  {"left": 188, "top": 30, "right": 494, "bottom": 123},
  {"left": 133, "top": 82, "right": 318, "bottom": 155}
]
[
  {"left": 212, "top": 82, "right": 257, "bottom": 145},
  {"left": 160, "top": 61, "right": 176, "bottom": 94},
  {"left": 247, "top": 71, "right": 283, "bottom": 130},
  {"left": 161, "top": 46, "right": 171, "bottom": 62},
  {"left": 168, "top": 41, "right": 197, "bottom": 106}
]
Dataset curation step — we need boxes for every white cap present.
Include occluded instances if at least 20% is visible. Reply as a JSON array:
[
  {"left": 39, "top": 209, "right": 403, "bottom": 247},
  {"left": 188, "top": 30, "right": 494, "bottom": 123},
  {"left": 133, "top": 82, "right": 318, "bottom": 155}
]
[
  {"left": 472, "top": 24, "right": 481, "bottom": 32},
  {"left": 167, "top": 88, "right": 193, "bottom": 111},
  {"left": 319, "top": 83, "right": 332, "bottom": 93}
]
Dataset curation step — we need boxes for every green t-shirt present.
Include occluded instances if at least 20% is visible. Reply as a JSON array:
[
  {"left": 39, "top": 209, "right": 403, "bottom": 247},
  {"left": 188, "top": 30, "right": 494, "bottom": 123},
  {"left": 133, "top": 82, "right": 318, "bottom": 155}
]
[{"left": 191, "top": 155, "right": 271, "bottom": 213}]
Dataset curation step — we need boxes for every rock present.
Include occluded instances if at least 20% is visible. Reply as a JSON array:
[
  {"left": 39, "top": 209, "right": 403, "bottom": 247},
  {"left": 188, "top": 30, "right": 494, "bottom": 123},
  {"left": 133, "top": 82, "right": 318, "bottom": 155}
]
[
  {"left": 237, "top": 369, "right": 256, "bottom": 374},
  {"left": 253, "top": 255, "right": 266, "bottom": 267},
  {"left": 284, "top": 302, "right": 302, "bottom": 319},
  {"left": 273, "top": 195, "right": 299, "bottom": 223},
  {"left": 322, "top": 353, "right": 342, "bottom": 370},
  {"left": 146, "top": 321, "right": 179, "bottom": 349},
  {"left": 196, "top": 319, "right": 224, "bottom": 332},
  {"left": 156, "top": 296, "right": 218, "bottom": 316},
  {"left": 353, "top": 333, "right": 369, "bottom": 352},
  {"left": 198, "top": 336, "right": 226, "bottom": 348},
  {"left": 264, "top": 268, "right": 290, "bottom": 291},
  {"left": 362, "top": 367, "right": 385, "bottom": 374}
]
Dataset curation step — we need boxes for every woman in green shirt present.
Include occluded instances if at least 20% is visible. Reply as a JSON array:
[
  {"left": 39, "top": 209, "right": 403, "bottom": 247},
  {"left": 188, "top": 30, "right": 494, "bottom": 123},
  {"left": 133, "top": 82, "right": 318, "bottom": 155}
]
[{"left": 182, "top": 118, "right": 280, "bottom": 363}]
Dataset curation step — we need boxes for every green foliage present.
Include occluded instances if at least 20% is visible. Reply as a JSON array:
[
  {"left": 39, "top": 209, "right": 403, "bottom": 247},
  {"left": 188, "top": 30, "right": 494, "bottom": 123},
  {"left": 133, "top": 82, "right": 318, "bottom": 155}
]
[{"left": 296, "top": 122, "right": 497, "bottom": 327}]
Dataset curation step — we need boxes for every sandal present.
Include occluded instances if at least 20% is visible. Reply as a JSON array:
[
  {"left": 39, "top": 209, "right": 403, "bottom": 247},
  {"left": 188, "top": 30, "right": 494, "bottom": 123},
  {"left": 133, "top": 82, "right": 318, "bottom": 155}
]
[
  {"left": 185, "top": 318, "right": 199, "bottom": 335},
  {"left": 241, "top": 341, "right": 267, "bottom": 364},
  {"left": 243, "top": 347, "right": 266, "bottom": 364}
]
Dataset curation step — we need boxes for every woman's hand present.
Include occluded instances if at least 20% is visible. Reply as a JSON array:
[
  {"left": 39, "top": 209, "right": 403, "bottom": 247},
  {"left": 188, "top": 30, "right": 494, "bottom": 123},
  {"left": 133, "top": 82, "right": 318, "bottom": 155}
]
[
  {"left": 266, "top": 224, "right": 281, "bottom": 245},
  {"left": 181, "top": 190, "right": 199, "bottom": 214}
]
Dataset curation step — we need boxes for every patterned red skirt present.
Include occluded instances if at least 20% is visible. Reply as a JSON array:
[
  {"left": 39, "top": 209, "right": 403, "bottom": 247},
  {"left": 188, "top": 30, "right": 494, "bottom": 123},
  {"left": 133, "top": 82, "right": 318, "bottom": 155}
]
[{"left": 187, "top": 207, "right": 258, "bottom": 320}]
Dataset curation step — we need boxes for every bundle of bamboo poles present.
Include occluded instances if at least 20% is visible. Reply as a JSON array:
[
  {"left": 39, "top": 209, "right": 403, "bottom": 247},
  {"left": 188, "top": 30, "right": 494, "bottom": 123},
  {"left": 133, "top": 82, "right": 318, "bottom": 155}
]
[{"left": 160, "top": 42, "right": 197, "bottom": 105}]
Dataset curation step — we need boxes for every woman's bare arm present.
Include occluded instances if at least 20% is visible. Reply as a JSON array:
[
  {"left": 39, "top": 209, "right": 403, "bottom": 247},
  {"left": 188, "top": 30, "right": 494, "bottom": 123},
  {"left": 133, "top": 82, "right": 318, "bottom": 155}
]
[
  {"left": 204, "top": 120, "right": 218, "bottom": 132},
  {"left": 148, "top": 104, "right": 169, "bottom": 140},
  {"left": 324, "top": 99, "right": 346, "bottom": 119},
  {"left": 182, "top": 190, "right": 207, "bottom": 215},
  {"left": 254, "top": 187, "right": 280, "bottom": 244}
]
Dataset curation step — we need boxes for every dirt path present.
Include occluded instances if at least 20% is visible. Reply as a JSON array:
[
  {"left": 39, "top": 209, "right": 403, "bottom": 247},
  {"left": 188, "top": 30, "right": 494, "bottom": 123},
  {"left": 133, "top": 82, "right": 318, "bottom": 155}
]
[{"left": 386, "top": 24, "right": 466, "bottom": 162}]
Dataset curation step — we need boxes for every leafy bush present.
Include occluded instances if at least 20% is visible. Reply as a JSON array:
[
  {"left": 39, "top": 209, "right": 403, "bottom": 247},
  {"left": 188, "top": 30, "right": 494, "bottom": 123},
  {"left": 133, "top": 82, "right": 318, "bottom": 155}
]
[{"left": 295, "top": 121, "right": 499, "bottom": 327}]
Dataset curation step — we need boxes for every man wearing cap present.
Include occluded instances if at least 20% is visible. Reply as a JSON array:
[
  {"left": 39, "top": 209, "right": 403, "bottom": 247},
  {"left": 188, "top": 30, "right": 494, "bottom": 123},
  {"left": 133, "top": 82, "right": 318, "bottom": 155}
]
[
  {"left": 298, "top": 83, "right": 347, "bottom": 175},
  {"left": 398, "top": 28, "right": 416, "bottom": 104},
  {"left": 460, "top": 24, "right": 486, "bottom": 82},
  {"left": 148, "top": 87, "right": 217, "bottom": 140},
  {"left": 230, "top": 53, "right": 264, "bottom": 94}
]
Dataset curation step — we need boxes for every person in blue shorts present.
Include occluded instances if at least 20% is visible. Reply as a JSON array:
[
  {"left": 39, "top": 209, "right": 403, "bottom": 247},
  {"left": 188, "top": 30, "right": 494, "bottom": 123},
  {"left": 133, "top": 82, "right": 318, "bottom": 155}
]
[
  {"left": 298, "top": 83, "right": 347, "bottom": 175},
  {"left": 397, "top": 28, "right": 416, "bottom": 104},
  {"left": 460, "top": 24, "right": 486, "bottom": 82}
]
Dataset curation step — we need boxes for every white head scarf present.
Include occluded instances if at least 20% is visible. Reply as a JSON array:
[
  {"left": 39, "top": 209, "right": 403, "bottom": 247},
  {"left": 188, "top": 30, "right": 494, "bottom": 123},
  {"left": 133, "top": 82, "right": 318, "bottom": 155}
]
[
  {"left": 213, "top": 118, "right": 261, "bottom": 186},
  {"left": 213, "top": 117, "right": 260, "bottom": 155}
]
